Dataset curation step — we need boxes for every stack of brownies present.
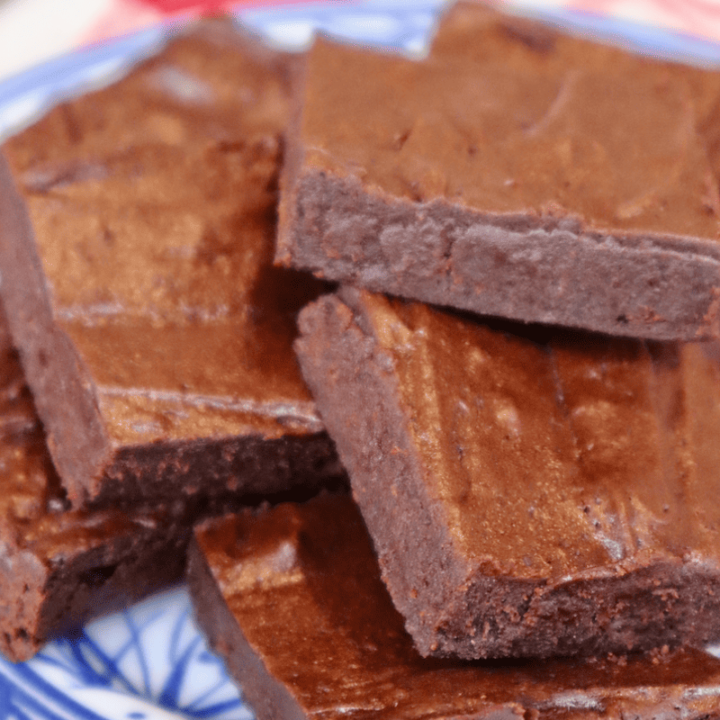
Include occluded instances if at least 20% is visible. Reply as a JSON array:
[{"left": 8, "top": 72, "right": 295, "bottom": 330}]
[{"left": 4, "top": 1, "right": 720, "bottom": 717}]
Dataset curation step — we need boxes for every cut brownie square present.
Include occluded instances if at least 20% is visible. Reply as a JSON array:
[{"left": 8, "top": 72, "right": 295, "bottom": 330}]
[
  {"left": 277, "top": 32, "right": 720, "bottom": 340},
  {"left": 0, "top": 306, "right": 192, "bottom": 662},
  {"left": 0, "top": 21, "right": 343, "bottom": 508},
  {"left": 188, "top": 494, "right": 720, "bottom": 720},
  {"left": 295, "top": 287, "right": 720, "bottom": 659}
]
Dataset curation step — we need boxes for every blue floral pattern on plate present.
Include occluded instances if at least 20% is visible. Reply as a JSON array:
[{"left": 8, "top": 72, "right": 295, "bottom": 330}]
[{"left": 0, "top": 2, "right": 720, "bottom": 718}]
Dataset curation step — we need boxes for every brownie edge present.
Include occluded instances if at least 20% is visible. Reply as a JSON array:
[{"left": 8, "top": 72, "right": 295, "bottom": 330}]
[
  {"left": 277, "top": 35, "right": 720, "bottom": 341},
  {"left": 188, "top": 496, "right": 720, "bottom": 720},
  {"left": 187, "top": 532, "right": 311, "bottom": 720},
  {"left": 294, "top": 288, "right": 720, "bottom": 660}
]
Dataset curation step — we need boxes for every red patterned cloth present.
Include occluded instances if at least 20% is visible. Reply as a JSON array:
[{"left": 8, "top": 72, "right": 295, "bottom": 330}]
[
  {"left": 77, "top": 0, "right": 349, "bottom": 50},
  {"left": 566, "top": 0, "right": 720, "bottom": 41},
  {"left": 137, "top": 0, "right": 311, "bottom": 8},
  {"left": 80, "top": 0, "right": 720, "bottom": 47},
  {"left": 1, "top": 0, "right": 720, "bottom": 85}
]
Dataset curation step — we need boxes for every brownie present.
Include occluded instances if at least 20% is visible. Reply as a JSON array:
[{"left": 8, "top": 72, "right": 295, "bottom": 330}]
[
  {"left": 0, "top": 304, "right": 198, "bottom": 662},
  {"left": 431, "top": 1, "right": 720, "bottom": 184},
  {"left": 430, "top": 2, "right": 720, "bottom": 153},
  {"left": 0, "top": 21, "right": 343, "bottom": 508},
  {"left": 276, "top": 32, "right": 720, "bottom": 341},
  {"left": 430, "top": 1, "right": 630, "bottom": 69},
  {"left": 188, "top": 494, "right": 720, "bottom": 720},
  {"left": 295, "top": 287, "right": 720, "bottom": 659}
]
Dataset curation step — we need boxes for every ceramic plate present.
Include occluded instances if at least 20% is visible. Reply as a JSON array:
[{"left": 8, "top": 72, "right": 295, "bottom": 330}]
[{"left": 0, "top": 2, "right": 720, "bottom": 718}]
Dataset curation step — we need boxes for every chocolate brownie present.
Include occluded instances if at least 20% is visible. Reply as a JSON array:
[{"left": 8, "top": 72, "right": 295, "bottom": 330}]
[
  {"left": 277, "top": 33, "right": 720, "bottom": 341},
  {"left": 0, "top": 305, "right": 196, "bottom": 662},
  {"left": 295, "top": 287, "right": 720, "bottom": 659},
  {"left": 188, "top": 494, "right": 720, "bottom": 720},
  {"left": 430, "top": 2, "right": 720, "bottom": 152},
  {"left": 0, "top": 22, "right": 343, "bottom": 507},
  {"left": 431, "top": 1, "right": 634, "bottom": 71}
]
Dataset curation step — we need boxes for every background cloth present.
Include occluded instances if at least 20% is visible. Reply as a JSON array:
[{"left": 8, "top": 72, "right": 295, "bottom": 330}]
[{"left": 2, "top": 0, "right": 720, "bottom": 86}]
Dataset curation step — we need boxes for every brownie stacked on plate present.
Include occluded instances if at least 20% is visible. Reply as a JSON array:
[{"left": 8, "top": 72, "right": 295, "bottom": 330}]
[
  {"left": 269, "top": 0, "right": 720, "bottom": 653},
  {"left": 0, "top": 20, "right": 344, "bottom": 512},
  {"left": 0, "top": 19, "right": 348, "bottom": 659},
  {"left": 4, "top": 1, "right": 720, "bottom": 717},
  {"left": 188, "top": 2, "right": 720, "bottom": 718}
]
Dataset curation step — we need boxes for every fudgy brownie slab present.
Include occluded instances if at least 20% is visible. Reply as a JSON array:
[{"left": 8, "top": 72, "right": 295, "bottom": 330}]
[
  {"left": 295, "top": 287, "right": 720, "bottom": 659},
  {"left": 0, "top": 22, "right": 343, "bottom": 507},
  {"left": 277, "top": 31, "right": 720, "bottom": 341},
  {"left": 0, "top": 307, "right": 193, "bottom": 662},
  {"left": 188, "top": 494, "right": 720, "bottom": 720}
]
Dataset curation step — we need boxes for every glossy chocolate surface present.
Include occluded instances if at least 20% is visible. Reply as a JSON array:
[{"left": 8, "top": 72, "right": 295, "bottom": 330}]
[
  {"left": 0, "top": 22, "right": 340, "bottom": 506},
  {"left": 295, "top": 288, "right": 720, "bottom": 658},
  {"left": 277, "top": 24, "right": 720, "bottom": 340},
  {"left": 189, "top": 495, "right": 720, "bottom": 720}
]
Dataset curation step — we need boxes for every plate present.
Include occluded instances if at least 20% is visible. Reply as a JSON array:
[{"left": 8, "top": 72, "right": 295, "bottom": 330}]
[
  {"left": 0, "top": 587, "right": 246, "bottom": 720},
  {"left": 1, "top": 2, "right": 720, "bottom": 719}
]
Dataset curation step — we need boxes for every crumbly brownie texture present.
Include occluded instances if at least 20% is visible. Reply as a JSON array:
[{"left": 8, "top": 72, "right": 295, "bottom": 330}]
[
  {"left": 277, "top": 33, "right": 720, "bottom": 341},
  {"left": 0, "top": 22, "right": 343, "bottom": 508},
  {"left": 188, "top": 495, "right": 720, "bottom": 720},
  {"left": 295, "top": 288, "right": 720, "bottom": 659},
  {"left": 0, "top": 310, "right": 195, "bottom": 662}
]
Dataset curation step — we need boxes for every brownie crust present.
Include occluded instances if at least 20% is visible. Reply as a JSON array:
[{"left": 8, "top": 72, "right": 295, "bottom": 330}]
[
  {"left": 188, "top": 495, "right": 720, "bottom": 720},
  {"left": 277, "top": 35, "right": 720, "bottom": 341},
  {"left": 295, "top": 288, "right": 720, "bottom": 659}
]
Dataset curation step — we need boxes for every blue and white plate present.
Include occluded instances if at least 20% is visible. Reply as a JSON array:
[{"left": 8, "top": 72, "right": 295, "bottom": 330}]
[
  {"left": 0, "top": 587, "right": 248, "bottom": 720},
  {"left": 1, "top": 3, "right": 720, "bottom": 719}
]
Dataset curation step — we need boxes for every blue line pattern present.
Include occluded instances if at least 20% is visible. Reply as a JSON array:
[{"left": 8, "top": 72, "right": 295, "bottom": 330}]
[
  {"left": 0, "top": 2, "right": 719, "bottom": 718},
  {"left": 0, "top": 587, "right": 248, "bottom": 720}
]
